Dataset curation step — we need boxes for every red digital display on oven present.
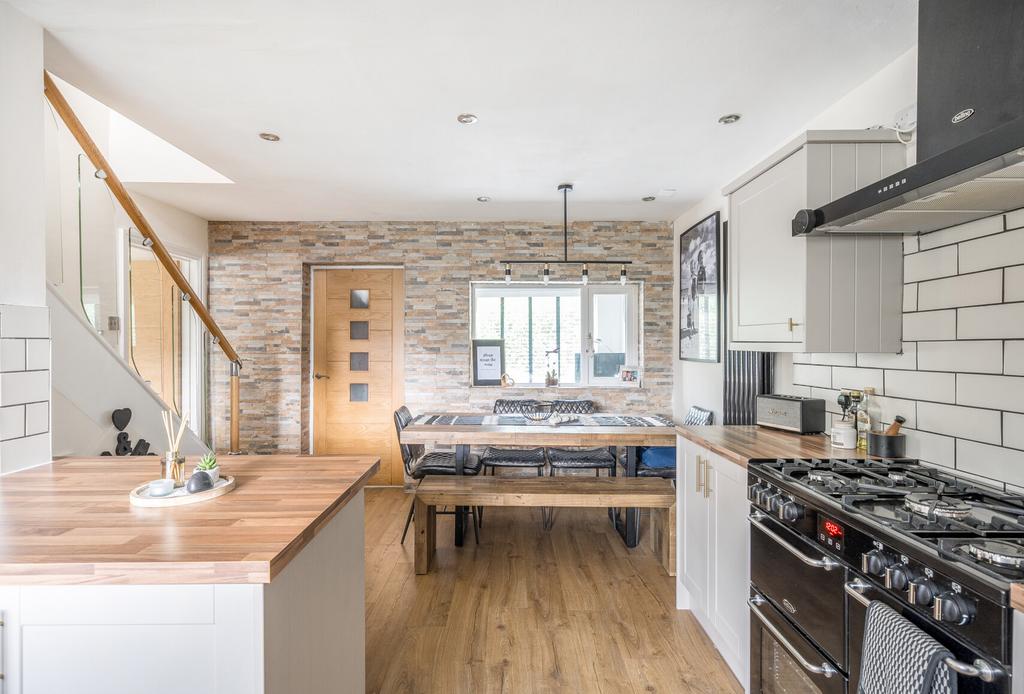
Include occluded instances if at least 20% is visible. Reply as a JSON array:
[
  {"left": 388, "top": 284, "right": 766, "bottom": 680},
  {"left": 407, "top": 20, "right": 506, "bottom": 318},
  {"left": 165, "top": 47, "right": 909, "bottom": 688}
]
[{"left": 823, "top": 520, "right": 844, "bottom": 539}]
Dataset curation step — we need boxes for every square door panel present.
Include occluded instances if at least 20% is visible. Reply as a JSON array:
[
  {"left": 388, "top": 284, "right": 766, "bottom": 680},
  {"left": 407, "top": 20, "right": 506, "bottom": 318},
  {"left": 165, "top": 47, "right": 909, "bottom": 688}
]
[
  {"left": 349, "top": 383, "right": 369, "bottom": 401},
  {"left": 350, "top": 321, "right": 369, "bottom": 340},
  {"left": 350, "top": 289, "right": 370, "bottom": 309},
  {"left": 350, "top": 352, "right": 369, "bottom": 371},
  {"left": 326, "top": 330, "right": 393, "bottom": 362}
]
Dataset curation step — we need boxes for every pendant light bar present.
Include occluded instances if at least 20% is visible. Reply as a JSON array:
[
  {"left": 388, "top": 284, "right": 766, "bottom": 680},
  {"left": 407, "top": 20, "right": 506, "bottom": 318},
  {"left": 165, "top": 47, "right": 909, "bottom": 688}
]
[{"left": 498, "top": 183, "right": 631, "bottom": 266}]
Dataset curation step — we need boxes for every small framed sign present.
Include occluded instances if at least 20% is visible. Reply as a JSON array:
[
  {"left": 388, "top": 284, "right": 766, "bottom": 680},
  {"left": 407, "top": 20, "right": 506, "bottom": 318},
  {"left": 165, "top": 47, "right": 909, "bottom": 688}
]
[{"left": 472, "top": 339, "right": 505, "bottom": 386}]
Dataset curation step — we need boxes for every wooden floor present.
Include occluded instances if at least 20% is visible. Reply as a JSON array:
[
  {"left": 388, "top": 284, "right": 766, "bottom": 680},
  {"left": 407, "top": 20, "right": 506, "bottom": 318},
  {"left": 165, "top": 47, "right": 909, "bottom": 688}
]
[{"left": 364, "top": 487, "right": 742, "bottom": 694}]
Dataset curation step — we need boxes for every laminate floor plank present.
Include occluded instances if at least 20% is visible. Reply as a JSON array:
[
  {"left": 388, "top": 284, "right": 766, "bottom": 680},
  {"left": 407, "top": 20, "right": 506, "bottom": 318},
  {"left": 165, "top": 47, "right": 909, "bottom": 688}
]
[{"left": 364, "top": 488, "right": 741, "bottom": 694}]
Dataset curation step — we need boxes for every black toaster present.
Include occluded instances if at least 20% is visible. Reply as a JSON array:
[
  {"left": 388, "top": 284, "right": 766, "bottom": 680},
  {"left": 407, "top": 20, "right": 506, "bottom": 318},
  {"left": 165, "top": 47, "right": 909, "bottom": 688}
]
[{"left": 755, "top": 394, "right": 826, "bottom": 434}]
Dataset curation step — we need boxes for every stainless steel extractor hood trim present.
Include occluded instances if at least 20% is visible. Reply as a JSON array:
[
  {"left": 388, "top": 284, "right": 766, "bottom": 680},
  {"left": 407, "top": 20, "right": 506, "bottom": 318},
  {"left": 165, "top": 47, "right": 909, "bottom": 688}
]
[{"left": 793, "top": 115, "right": 1024, "bottom": 236}]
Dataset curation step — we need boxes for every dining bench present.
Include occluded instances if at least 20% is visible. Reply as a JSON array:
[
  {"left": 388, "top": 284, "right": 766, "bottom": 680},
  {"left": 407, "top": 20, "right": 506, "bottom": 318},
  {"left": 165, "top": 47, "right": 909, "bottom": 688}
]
[{"left": 412, "top": 476, "right": 676, "bottom": 576}]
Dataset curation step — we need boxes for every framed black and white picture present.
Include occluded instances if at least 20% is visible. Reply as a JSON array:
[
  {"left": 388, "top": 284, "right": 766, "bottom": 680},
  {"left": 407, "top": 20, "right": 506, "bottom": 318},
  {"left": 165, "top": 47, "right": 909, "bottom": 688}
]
[
  {"left": 472, "top": 339, "right": 505, "bottom": 386},
  {"left": 679, "top": 211, "right": 721, "bottom": 362}
]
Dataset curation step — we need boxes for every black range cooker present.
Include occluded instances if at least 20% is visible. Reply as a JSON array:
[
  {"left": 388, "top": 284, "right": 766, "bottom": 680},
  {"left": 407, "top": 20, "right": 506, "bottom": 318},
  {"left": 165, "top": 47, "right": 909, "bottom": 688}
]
[{"left": 747, "top": 457, "right": 1018, "bottom": 693}]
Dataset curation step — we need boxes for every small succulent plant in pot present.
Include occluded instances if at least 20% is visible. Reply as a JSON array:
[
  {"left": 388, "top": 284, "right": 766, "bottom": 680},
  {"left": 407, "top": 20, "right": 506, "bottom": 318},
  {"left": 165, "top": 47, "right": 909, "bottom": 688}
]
[{"left": 194, "top": 452, "right": 220, "bottom": 483}]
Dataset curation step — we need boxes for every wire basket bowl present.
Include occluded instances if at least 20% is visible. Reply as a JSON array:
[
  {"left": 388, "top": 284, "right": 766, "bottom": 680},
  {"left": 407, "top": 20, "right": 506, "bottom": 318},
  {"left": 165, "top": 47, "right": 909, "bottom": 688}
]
[{"left": 522, "top": 402, "right": 555, "bottom": 422}]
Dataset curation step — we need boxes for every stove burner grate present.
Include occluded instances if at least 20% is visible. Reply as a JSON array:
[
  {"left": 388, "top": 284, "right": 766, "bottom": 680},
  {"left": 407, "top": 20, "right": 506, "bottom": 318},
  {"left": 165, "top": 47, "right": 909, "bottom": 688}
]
[
  {"left": 964, "top": 540, "right": 1024, "bottom": 569},
  {"left": 904, "top": 493, "right": 973, "bottom": 520}
]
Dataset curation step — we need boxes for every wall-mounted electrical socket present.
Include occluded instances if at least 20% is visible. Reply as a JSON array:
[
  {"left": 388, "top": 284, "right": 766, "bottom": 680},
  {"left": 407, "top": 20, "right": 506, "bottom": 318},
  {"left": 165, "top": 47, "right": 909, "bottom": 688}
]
[
  {"left": 895, "top": 103, "right": 917, "bottom": 132},
  {"left": 107, "top": 315, "right": 121, "bottom": 332}
]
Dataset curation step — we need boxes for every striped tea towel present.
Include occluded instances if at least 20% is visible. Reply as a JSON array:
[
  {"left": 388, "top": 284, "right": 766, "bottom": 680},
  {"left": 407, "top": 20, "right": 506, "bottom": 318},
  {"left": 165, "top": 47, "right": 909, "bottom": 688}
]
[{"left": 859, "top": 600, "right": 956, "bottom": 694}]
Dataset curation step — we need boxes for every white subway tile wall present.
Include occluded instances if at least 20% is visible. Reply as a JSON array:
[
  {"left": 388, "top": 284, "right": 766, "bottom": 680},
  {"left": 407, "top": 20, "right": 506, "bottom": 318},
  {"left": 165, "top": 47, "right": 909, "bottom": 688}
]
[
  {"left": 789, "top": 210, "right": 1024, "bottom": 488},
  {"left": 0, "top": 305, "right": 51, "bottom": 474}
]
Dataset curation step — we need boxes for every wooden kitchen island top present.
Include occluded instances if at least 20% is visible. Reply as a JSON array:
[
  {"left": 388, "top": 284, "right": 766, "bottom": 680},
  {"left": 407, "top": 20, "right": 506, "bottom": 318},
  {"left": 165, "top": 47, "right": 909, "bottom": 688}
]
[
  {"left": 0, "top": 455, "right": 378, "bottom": 585},
  {"left": 675, "top": 425, "right": 869, "bottom": 468}
]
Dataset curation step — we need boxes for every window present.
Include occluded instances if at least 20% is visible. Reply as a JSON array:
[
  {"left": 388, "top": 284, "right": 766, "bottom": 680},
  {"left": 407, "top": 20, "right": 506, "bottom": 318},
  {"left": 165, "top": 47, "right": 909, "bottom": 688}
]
[{"left": 471, "top": 283, "right": 640, "bottom": 387}]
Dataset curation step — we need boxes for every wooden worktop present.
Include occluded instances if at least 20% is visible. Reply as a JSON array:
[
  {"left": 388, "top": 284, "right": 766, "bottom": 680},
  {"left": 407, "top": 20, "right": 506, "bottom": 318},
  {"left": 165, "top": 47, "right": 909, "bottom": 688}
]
[
  {"left": 0, "top": 455, "right": 378, "bottom": 585},
  {"left": 675, "top": 425, "right": 868, "bottom": 468}
]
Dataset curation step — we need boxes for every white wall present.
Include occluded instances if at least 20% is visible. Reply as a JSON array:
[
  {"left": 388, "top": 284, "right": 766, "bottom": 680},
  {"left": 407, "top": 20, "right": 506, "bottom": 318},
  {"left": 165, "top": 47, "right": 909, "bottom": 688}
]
[
  {"left": 672, "top": 47, "right": 918, "bottom": 424},
  {"left": 0, "top": 1, "right": 45, "bottom": 307}
]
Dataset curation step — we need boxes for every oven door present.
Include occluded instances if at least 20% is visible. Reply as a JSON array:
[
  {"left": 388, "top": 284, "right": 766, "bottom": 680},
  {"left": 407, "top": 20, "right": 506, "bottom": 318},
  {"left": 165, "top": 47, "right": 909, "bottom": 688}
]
[
  {"left": 845, "top": 573, "right": 1008, "bottom": 694},
  {"left": 750, "top": 509, "right": 846, "bottom": 669},
  {"left": 750, "top": 587, "right": 847, "bottom": 694}
]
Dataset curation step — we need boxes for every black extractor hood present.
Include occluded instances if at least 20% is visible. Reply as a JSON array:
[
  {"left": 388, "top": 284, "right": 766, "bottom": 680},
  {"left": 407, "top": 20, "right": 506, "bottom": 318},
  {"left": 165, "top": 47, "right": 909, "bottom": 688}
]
[{"left": 793, "top": 0, "right": 1024, "bottom": 236}]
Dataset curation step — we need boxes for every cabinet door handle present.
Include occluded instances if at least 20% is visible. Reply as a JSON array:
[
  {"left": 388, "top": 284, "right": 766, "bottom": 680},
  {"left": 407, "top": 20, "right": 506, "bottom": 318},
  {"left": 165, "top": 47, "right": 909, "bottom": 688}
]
[
  {"left": 788, "top": 317, "right": 802, "bottom": 332},
  {"left": 695, "top": 455, "right": 705, "bottom": 494},
  {"left": 704, "top": 459, "right": 712, "bottom": 498}
]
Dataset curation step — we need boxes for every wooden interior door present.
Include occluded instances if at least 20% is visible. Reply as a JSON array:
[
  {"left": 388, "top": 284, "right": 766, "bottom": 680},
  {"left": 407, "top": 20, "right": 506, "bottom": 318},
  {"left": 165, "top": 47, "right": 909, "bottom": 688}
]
[
  {"left": 313, "top": 268, "right": 404, "bottom": 485},
  {"left": 130, "top": 258, "right": 182, "bottom": 410}
]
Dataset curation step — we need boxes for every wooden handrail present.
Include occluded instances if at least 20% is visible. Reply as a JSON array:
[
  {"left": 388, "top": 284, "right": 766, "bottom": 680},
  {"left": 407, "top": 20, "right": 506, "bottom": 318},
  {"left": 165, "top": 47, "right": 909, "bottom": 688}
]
[
  {"left": 43, "top": 72, "right": 240, "bottom": 365},
  {"left": 44, "top": 71, "right": 242, "bottom": 453}
]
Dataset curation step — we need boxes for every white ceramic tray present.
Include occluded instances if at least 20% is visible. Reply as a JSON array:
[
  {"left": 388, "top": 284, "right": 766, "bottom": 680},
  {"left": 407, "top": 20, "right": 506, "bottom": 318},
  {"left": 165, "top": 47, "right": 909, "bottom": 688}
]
[{"left": 129, "top": 475, "right": 235, "bottom": 507}]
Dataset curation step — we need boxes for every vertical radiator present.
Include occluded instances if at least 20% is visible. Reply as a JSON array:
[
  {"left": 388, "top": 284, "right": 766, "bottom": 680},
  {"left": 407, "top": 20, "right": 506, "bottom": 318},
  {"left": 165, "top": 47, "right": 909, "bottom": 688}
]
[{"left": 723, "top": 351, "right": 774, "bottom": 425}]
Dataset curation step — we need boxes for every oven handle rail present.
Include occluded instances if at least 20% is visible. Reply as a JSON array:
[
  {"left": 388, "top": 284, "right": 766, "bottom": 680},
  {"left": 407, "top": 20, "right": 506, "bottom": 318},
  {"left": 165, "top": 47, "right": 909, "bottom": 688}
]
[
  {"left": 843, "top": 580, "right": 1003, "bottom": 683},
  {"left": 748, "top": 596, "right": 838, "bottom": 678},
  {"left": 748, "top": 511, "right": 840, "bottom": 571}
]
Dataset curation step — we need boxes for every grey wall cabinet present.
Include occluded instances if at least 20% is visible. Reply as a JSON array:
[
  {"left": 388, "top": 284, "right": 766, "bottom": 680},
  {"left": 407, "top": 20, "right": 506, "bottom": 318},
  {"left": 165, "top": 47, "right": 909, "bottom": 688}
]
[{"left": 724, "top": 131, "right": 907, "bottom": 353}]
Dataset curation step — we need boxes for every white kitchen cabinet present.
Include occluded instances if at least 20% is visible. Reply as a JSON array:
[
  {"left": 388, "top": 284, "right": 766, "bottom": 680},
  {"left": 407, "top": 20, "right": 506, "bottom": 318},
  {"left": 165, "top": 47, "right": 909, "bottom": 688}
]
[
  {"left": 678, "top": 435, "right": 750, "bottom": 685},
  {"left": 724, "top": 130, "right": 907, "bottom": 353}
]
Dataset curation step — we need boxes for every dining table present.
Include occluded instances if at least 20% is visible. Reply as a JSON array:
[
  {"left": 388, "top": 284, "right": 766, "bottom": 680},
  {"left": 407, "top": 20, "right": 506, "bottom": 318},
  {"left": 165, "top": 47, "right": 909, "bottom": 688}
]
[{"left": 398, "top": 412, "right": 677, "bottom": 547}]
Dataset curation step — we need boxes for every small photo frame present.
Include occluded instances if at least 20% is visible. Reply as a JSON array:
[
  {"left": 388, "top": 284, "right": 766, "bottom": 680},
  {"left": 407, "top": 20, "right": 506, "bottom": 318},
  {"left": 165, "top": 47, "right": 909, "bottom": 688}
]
[
  {"left": 472, "top": 339, "right": 505, "bottom": 386},
  {"left": 617, "top": 365, "right": 640, "bottom": 382}
]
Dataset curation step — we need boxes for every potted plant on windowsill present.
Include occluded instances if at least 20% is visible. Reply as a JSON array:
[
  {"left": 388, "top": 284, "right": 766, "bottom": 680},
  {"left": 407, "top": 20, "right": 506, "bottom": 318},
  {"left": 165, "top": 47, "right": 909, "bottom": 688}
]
[{"left": 194, "top": 453, "right": 220, "bottom": 483}]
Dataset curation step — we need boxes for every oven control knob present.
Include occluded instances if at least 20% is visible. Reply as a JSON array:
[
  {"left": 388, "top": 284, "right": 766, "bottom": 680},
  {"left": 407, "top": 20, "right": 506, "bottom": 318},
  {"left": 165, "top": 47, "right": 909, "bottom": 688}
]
[
  {"left": 861, "top": 549, "right": 892, "bottom": 577},
  {"left": 747, "top": 483, "right": 767, "bottom": 504},
  {"left": 779, "top": 500, "right": 803, "bottom": 522},
  {"left": 884, "top": 564, "right": 912, "bottom": 591},
  {"left": 762, "top": 492, "right": 782, "bottom": 512},
  {"left": 908, "top": 579, "right": 938, "bottom": 607},
  {"left": 934, "top": 592, "right": 975, "bottom": 625}
]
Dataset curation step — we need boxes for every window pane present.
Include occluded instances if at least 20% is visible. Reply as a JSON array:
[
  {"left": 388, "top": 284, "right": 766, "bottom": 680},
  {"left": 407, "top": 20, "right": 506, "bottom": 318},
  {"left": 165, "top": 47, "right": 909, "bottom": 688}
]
[
  {"left": 350, "top": 289, "right": 369, "bottom": 309},
  {"left": 592, "top": 292, "right": 627, "bottom": 378},
  {"left": 350, "top": 352, "right": 369, "bottom": 371},
  {"left": 502, "top": 296, "right": 531, "bottom": 384},
  {"left": 350, "top": 321, "right": 369, "bottom": 339},
  {"left": 473, "top": 295, "right": 502, "bottom": 339},
  {"left": 558, "top": 295, "right": 582, "bottom": 384},
  {"left": 350, "top": 383, "right": 369, "bottom": 401}
]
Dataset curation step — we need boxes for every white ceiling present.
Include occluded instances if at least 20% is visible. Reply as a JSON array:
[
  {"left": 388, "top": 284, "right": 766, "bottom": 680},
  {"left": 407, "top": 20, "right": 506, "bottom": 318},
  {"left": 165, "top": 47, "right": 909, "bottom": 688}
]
[{"left": 16, "top": 0, "right": 917, "bottom": 222}]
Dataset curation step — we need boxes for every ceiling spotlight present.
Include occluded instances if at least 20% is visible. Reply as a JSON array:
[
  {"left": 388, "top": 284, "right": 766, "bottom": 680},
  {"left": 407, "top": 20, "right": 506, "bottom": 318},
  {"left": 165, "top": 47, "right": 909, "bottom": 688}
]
[
  {"left": 718, "top": 113, "right": 742, "bottom": 125},
  {"left": 543, "top": 263, "right": 550, "bottom": 285},
  {"left": 259, "top": 132, "right": 281, "bottom": 141},
  {"left": 457, "top": 113, "right": 478, "bottom": 124},
  {"left": 620, "top": 264, "right": 628, "bottom": 285},
  {"left": 476, "top": 196, "right": 491, "bottom": 202},
  {"left": 504, "top": 263, "right": 512, "bottom": 284},
  {"left": 581, "top": 263, "right": 589, "bottom": 286},
  {"left": 642, "top": 196, "right": 656, "bottom": 202}
]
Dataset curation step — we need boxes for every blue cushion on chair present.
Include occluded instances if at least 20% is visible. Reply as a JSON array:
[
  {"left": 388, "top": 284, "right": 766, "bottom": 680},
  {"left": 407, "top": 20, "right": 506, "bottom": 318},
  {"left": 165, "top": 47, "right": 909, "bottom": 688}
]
[{"left": 640, "top": 446, "right": 675, "bottom": 469}]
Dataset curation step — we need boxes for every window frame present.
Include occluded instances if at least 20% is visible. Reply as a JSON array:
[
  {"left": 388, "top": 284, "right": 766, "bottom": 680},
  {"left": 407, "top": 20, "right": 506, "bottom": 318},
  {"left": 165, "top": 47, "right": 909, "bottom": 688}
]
[{"left": 470, "top": 281, "right": 642, "bottom": 388}]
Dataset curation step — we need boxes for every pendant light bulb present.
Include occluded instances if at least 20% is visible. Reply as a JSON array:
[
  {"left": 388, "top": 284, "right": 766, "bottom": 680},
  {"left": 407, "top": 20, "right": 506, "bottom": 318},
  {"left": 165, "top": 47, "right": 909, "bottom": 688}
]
[
  {"left": 581, "top": 264, "right": 589, "bottom": 285},
  {"left": 504, "top": 263, "right": 512, "bottom": 284},
  {"left": 620, "top": 264, "right": 627, "bottom": 285},
  {"left": 543, "top": 263, "right": 550, "bottom": 284}
]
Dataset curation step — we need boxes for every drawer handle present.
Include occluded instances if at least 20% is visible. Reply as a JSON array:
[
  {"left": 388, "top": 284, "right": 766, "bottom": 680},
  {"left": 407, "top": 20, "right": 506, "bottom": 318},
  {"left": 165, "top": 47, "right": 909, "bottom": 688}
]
[
  {"left": 844, "top": 581, "right": 1001, "bottom": 682},
  {"left": 748, "top": 597, "right": 837, "bottom": 679},
  {"left": 695, "top": 456, "right": 705, "bottom": 494},
  {"left": 749, "top": 513, "right": 839, "bottom": 571}
]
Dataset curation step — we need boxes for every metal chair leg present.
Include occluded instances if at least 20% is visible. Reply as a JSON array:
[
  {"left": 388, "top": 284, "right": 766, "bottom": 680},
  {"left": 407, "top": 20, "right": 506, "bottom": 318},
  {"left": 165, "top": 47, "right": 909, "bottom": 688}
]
[
  {"left": 471, "top": 506, "right": 480, "bottom": 544},
  {"left": 400, "top": 499, "right": 415, "bottom": 545}
]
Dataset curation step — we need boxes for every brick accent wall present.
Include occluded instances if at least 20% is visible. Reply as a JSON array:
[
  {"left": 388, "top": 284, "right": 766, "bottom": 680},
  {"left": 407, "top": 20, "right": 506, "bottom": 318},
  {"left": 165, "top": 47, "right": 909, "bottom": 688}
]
[
  {"left": 208, "top": 221, "right": 674, "bottom": 453},
  {"left": 785, "top": 208, "right": 1024, "bottom": 489}
]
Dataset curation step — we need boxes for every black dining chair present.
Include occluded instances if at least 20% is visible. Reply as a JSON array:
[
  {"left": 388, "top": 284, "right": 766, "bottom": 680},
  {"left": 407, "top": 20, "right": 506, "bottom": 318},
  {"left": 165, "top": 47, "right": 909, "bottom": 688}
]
[
  {"left": 394, "top": 406, "right": 481, "bottom": 545},
  {"left": 546, "top": 399, "right": 617, "bottom": 476},
  {"left": 478, "top": 399, "right": 547, "bottom": 477}
]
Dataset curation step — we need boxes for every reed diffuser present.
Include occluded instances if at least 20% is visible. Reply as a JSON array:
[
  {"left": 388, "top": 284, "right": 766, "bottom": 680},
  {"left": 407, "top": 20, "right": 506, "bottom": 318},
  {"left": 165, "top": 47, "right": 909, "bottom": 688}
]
[{"left": 161, "top": 410, "right": 189, "bottom": 487}]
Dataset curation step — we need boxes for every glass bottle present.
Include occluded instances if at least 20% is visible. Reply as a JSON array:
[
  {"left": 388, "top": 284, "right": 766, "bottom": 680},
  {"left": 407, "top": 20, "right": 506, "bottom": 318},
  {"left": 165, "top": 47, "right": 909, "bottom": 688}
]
[{"left": 856, "top": 388, "right": 876, "bottom": 451}]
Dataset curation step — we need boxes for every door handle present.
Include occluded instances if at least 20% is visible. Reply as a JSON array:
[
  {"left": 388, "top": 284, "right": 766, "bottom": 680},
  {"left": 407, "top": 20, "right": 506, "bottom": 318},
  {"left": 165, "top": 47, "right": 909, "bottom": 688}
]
[
  {"left": 704, "top": 459, "right": 712, "bottom": 499},
  {"left": 314, "top": 373, "right": 330, "bottom": 380},
  {"left": 748, "top": 597, "right": 837, "bottom": 678},
  {"left": 748, "top": 514, "right": 839, "bottom": 570},
  {"left": 695, "top": 455, "right": 705, "bottom": 494},
  {"left": 843, "top": 581, "right": 1002, "bottom": 682}
]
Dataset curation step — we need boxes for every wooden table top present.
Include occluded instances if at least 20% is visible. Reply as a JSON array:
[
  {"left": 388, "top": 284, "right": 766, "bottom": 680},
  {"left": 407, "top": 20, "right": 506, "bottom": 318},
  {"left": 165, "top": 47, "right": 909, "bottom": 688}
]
[
  {"left": 401, "top": 413, "right": 677, "bottom": 446},
  {"left": 0, "top": 455, "right": 378, "bottom": 585},
  {"left": 675, "top": 425, "right": 869, "bottom": 469},
  {"left": 415, "top": 476, "right": 676, "bottom": 508}
]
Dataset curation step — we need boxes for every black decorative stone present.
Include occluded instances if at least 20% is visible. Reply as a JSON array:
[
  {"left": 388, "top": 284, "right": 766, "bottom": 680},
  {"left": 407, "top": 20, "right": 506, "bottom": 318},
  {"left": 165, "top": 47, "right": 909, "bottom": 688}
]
[
  {"left": 115, "top": 432, "right": 132, "bottom": 456},
  {"left": 111, "top": 408, "right": 132, "bottom": 431},
  {"left": 186, "top": 472, "right": 214, "bottom": 494}
]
